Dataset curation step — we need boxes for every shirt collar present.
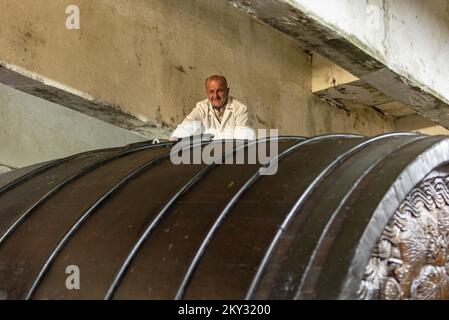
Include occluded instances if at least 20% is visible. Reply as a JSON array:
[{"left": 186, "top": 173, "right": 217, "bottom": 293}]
[{"left": 208, "top": 97, "right": 233, "bottom": 112}]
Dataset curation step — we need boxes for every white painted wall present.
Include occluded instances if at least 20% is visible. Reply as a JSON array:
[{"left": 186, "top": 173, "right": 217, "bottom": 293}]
[
  {"left": 290, "top": 0, "right": 449, "bottom": 103},
  {"left": 0, "top": 84, "right": 147, "bottom": 168}
]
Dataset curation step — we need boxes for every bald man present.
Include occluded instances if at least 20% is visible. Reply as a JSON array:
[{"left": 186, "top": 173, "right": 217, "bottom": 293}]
[{"left": 171, "top": 75, "right": 255, "bottom": 140}]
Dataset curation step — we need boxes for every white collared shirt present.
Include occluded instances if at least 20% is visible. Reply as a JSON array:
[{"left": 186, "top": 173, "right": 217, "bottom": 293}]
[{"left": 171, "top": 97, "right": 255, "bottom": 140}]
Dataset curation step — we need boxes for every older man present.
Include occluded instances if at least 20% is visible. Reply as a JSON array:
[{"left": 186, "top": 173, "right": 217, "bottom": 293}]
[{"left": 171, "top": 75, "right": 255, "bottom": 140}]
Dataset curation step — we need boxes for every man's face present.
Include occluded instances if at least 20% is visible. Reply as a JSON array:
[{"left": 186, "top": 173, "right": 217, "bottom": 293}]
[{"left": 205, "top": 79, "right": 229, "bottom": 108}]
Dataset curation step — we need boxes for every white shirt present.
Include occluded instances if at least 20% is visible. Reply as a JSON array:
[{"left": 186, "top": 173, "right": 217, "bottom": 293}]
[{"left": 171, "top": 97, "right": 255, "bottom": 140}]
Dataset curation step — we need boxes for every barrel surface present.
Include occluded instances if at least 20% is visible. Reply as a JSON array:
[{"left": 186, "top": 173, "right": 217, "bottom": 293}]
[{"left": 1, "top": 133, "right": 449, "bottom": 300}]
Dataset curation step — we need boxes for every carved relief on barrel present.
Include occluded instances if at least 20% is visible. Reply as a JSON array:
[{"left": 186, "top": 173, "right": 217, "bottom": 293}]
[{"left": 359, "top": 174, "right": 449, "bottom": 300}]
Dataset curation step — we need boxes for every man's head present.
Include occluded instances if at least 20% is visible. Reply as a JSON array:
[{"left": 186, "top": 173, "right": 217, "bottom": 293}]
[{"left": 205, "top": 75, "right": 229, "bottom": 109}]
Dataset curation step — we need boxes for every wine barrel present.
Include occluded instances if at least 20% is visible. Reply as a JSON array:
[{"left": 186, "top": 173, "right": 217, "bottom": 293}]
[{"left": 0, "top": 133, "right": 449, "bottom": 300}]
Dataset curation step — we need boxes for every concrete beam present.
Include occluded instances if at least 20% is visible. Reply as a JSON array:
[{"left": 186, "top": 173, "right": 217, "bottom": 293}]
[
  {"left": 312, "top": 54, "right": 414, "bottom": 117},
  {"left": 311, "top": 54, "right": 445, "bottom": 133},
  {"left": 0, "top": 83, "right": 148, "bottom": 168},
  {"left": 311, "top": 53, "right": 358, "bottom": 93},
  {"left": 375, "top": 101, "right": 415, "bottom": 118},
  {"left": 314, "top": 79, "right": 390, "bottom": 111},
  {"left": 0, "top": 165, "right": 13, "bottom": 174},
  {"left": 395, "top": 114, "right": 449, "bottom": 135},
  {"left": 227, "top": 0, "right": 449, "bottom": 129},
  {"left": 0, "top": 62, "right": 170, "bottom": 139}
]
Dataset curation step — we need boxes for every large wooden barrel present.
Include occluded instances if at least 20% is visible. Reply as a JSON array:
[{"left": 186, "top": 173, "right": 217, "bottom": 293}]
[{"left": 1, "top": 133, "right": 449, "bottom": 300}]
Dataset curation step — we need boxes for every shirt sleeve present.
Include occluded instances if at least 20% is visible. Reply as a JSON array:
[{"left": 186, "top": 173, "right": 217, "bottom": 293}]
[
  {"left": 234, "top": 103, "right": 250, "bottom": 127},
  {"left": 183, "top": 104, "right": 203, "bottom": 122},
  {"left": 171, "top": 104, "right": 204, "bottom": 138},
  {"left": 233, "top": 102, "right": 255, "bottom": 140}
]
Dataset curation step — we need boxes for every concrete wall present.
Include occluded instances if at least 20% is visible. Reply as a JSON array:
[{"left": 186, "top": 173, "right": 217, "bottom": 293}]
[
  {"left": 0, "top": 0, "right": 395, "bottom": 139},
  {"left": 0, "top": 83, "right": 146, "bottom": 168}
]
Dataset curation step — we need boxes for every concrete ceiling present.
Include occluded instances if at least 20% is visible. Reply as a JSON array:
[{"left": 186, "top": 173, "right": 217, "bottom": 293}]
[{"left": 312, "top": 53, "right": 415, "bottom": 118}]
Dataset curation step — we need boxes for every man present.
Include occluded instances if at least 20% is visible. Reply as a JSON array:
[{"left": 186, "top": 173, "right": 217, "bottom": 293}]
[{"left": 170, "top": 75, "right": 255, "bottom": 140}]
